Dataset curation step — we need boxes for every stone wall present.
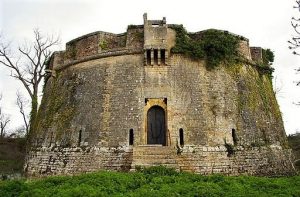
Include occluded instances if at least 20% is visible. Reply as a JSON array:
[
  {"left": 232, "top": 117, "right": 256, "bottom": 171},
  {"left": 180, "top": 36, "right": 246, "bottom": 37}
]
[
  {"left": 26, "top": 17, "right": 295, "bottom": 176},
  {"left": 60, "top": 31, "right": 136, "bottom": 66},
  {"left": 250, "top": 47, "right": 263, "bottom": 63},
  {"left": 26, "top": 146, "right": 133, "bottom": 176},
  {"left": 26, "top": 144, "right": 294, "bottom": 177},
  {"left": 26, "top": 52, "right": 295, "bottom": 176},
  {"left": 48, "top": 26, "right": 259, "bottom": 71},
  {"left": 177, "top": 144, "right": 294, "bottom": 176}
]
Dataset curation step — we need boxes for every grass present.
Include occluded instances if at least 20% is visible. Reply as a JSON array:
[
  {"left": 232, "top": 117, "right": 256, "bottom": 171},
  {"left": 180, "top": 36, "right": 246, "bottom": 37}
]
[{"left": 0, "top": 166, "right": 299, "bottom": 197}]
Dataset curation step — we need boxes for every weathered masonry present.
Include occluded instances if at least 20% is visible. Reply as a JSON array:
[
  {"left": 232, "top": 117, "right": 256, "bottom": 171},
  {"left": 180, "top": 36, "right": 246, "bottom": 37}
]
[{"left": 25, "top": 14, "right": 296, "bottom": 177}]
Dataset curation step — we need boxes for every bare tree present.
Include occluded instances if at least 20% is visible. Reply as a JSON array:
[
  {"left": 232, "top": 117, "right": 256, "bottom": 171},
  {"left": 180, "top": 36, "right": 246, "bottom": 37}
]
[
  {"left": 0, "top": 94, "right": 10, "bottom": 138},
  {"left": 289, "top": 1, "right": 300, "bottom": 106},
  {"left": 0, "top": 29, "right": 59, "bottom": 136},
  {"left": 289, "top": 0, "right": 300, "bottom": 56},
  {"left": 273, "top": 76, "right": 284, "bottom": 98},
  {"left": 11, "top": 125, "right": 26, "bottom": 138},
  {"left": 16, "top": 91, "right": 29, "bottom": 136}
]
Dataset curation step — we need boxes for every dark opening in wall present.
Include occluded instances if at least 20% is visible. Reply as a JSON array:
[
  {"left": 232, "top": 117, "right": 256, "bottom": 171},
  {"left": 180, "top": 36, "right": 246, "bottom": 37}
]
[
  {"left": 146, "top": 50, "right": 151, "bottom": 65},
  {"left": 161, "top": 49, "right": 166, "bottom": 64},
  {"left": 261, "top": 129, "right": 269, "bottom": 144},
  {"left": 78, "top": 130, "right": 82, "bottom": 146},
  {"left": 179, "top": 128, "right": 184, "bottom": 146},
  {"left": 154, "top": 49, "right": 158, "bottom": 65},
  {"left": 129, "top": 129, "right": 134, "bottom": 145},
  {"left": 232, "top": 129, "right": 238, "bottom": 145},
  {"left": 163, "top": 98, "right": 167, "bottom": 104}
]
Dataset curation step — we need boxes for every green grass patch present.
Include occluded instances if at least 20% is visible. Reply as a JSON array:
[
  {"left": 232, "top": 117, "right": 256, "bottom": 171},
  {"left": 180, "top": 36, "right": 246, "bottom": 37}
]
[{"left": 1, "top": 166, "right": 299, "bottom": 196}]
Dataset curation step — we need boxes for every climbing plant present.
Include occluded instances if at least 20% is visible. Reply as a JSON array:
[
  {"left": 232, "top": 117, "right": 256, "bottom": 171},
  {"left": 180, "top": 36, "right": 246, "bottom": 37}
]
[
  {"left": 262, "top": 48, "right": 274, "bottom": 66},
  {"left": 171, "top": 25, "right": 240, "bottom": 69}
]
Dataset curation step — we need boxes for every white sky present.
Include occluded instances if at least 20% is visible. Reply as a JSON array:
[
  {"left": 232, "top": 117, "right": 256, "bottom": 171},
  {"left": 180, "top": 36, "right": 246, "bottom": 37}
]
[{"left": 0, "top": 0, "right": 299, "bottom": 134}]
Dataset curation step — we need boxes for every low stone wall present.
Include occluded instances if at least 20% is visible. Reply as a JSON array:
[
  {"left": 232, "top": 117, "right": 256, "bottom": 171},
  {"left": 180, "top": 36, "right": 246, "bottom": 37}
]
[
  {"left": 25, "top": 146, "right": 133, "bottom": 177},
  {"left": 25, "top": 144, "right": 295, "bottom": 177},
  {"left": 178, "top": 145, "right": 295, "bottom": 176}
]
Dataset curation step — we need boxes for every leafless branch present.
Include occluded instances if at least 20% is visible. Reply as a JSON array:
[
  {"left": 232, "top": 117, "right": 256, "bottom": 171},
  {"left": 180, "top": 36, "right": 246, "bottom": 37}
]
[
  {"left": 289, "top": 1, "right": 300, "bottom": 55},
  {"left": 0, "top": 94, "right": 10, "bottom": 138},
  {"left": 294, "top": 0, "right": 300, "bottom": 11},
  {"left": 16, "top": 91, "right": 29, "bottom": 136},
  {"left": 0, "top": 29, "right": 60, "bottom": 129},
  {"left": 273, "top": 76, "right": 284, "bottom": 98}
]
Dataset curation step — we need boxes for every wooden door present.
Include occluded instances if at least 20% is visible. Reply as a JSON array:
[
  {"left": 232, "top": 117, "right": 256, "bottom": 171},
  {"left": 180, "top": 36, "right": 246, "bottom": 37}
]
[{"left": 147, "top": 106, "right": 166, "bottom": 145}]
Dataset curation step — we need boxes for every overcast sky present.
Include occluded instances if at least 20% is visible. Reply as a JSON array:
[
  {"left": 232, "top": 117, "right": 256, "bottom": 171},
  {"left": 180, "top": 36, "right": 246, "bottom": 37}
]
[{"left": 0, "top": 0, "right": 299, "bottom": 134}]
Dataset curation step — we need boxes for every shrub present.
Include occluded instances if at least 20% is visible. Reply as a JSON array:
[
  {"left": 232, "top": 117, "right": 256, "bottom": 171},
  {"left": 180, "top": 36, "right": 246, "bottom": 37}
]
[
  {"left": 0, "top": 167, "right": 299, "bottom": 196},
  {"left": 262, "top": 48, "right": 274, "bottom": 65},
  {"left": 171, "top": 25, "right": 240, "bottom": 69},
  {"left": 136, "top": 165, "right": 179, "bottom": 176}
]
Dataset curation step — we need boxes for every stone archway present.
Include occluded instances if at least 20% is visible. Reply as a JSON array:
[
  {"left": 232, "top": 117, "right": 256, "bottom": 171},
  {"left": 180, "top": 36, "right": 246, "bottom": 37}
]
[{"left": 147, "top": 106, "right": 166, "bottom": 145}]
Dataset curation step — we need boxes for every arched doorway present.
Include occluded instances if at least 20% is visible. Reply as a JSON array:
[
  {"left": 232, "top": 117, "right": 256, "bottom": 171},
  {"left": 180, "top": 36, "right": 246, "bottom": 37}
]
[{"left": 147, "top": 106, "right": 166, "bottom": 145}]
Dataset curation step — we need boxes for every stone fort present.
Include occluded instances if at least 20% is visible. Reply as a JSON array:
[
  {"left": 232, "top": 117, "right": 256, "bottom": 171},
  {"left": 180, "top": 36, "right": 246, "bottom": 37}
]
[{"left": 25, "top": 14, "right": 295, "bottom": 176}]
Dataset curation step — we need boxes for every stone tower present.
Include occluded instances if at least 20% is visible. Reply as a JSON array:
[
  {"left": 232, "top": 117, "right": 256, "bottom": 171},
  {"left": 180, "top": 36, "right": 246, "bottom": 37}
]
[{"left": 25, "top": 14, "right": 295, "bottom": 177}]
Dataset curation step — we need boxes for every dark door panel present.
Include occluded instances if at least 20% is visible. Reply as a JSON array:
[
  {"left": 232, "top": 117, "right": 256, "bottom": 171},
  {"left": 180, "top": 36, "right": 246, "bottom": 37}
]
[{"left": 147, "top": 106, "right": 166, "bottom": 145}]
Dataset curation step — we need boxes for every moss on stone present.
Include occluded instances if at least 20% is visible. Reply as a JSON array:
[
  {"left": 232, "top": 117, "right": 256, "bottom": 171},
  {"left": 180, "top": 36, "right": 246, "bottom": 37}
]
[
  {"left": 32, "top": 71, "right": 79, "bottom": 144},
  {"left": 134, "top": 31, "right": 144, "bottom": 41},
  {"left": 65, "top": 45, "right": 77, "bottom": 60},
  {"left": 99, "top": 40, "right": 108, "bottom": 50},
  {"left": 224, "top": 63, "right": 284, "bottom": 147},
  {"left": 225, "top": 64, "right": 281, "bottom": 120}
]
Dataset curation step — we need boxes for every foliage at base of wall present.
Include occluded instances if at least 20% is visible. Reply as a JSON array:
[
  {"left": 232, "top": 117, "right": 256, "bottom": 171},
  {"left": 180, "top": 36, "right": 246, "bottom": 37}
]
[
  {"left": 170, "top": 25, "right": 241, "bottom": 69},
  {"left": 1, "top": 166, "right": 300, "bottom": 196}
]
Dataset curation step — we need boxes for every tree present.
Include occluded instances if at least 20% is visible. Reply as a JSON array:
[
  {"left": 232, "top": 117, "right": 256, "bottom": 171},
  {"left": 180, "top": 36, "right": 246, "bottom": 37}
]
[
  {"left": 289, "top": 0, "right": 300, "bottom": 57},
  {"left": 16, "top": 91, "right": 29, "bottom": 136},
  {"left": 11, "top": 125, "right": 27, "bottom": 138},
  {"left": 289, "top": 1, "right": 300, "bottom": 107},
  {"left": 0, "top": 94, "right": 10, "bottom": 138},
  {"left": 0, "top": 29, "right": 59, "bottom": 137}
]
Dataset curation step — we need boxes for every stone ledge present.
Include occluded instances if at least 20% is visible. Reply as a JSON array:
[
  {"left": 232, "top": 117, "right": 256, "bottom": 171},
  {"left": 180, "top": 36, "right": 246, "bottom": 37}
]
[{"left": 55, "top": 48, "right": 143, "bottom": 71}]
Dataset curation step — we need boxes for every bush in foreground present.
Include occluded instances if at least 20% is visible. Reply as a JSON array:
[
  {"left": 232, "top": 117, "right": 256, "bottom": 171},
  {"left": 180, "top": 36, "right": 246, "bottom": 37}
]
[{"left": 0, "top": 166, "right": 299, "bottom": 197}]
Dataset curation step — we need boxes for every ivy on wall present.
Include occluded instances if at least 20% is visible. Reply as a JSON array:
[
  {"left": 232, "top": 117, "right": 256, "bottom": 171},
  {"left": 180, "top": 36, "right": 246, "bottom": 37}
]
[
  {"left": 256, "top": 49, "right": 275, "bottom": 79},
  {"left": 262, "top": 48, "right": 274, "bottom": 65},
  {"left": 170, "top": 25, "right": 275, "bottom": 79},
  {"left": 170, "top": 25, "right": 240, "bottom": 69}
]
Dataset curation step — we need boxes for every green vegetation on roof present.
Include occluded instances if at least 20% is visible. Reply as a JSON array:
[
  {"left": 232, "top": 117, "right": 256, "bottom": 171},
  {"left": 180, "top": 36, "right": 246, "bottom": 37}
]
[
  {"left": 262, "top": 48, "right": 274, "bottom": 65},
  {"left": 170, "top": 25, "right": 275, "bottom": 78},
  {"left": 170, "top": 25, "right": 241, "bottom": 69}
]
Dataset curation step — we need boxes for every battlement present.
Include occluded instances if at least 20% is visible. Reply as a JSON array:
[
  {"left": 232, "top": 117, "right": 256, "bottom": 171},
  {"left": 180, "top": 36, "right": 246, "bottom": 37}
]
[
  {"left": 50, "top": 13, "right": 263, "bottom": 70},
  {"left": 250, "top": 47, "right": 263, "bottom": 63}
]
